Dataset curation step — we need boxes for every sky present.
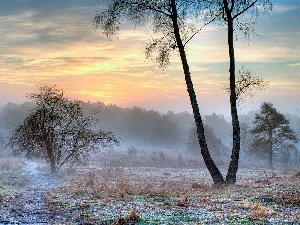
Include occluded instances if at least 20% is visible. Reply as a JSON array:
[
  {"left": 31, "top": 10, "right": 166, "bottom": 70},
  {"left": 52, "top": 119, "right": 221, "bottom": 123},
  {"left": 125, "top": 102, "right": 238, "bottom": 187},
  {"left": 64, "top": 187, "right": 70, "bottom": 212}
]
[{"left": 0, "top": 0, "right": 299, "bottom": 117}]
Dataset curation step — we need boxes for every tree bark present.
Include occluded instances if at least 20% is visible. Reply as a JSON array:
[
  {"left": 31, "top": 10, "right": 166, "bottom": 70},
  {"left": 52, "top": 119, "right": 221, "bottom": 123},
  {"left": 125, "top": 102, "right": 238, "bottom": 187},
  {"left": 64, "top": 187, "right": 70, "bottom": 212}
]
[
  {"left": 268, "top": 131, "right": 273, "bottom": 169},
  {"left": 170, "top": 0, "right": 224, "bottom": 184},
  {"left": 223, "top": 0, "right": 241, "bottom": 184},
  {"left": 45, "top": 134, "right": 57, "bottom": 174}
]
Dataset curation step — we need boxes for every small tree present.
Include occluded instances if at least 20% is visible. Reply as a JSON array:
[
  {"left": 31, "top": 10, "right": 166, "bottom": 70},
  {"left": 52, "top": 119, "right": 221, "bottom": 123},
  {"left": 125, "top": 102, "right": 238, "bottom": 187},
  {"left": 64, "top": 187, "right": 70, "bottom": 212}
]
[
  {"left": 251, "top": 102, "right": 297, "bottom": 169},
  {"left": 8, "top": 86, "right": 119, "bottom": 174}
]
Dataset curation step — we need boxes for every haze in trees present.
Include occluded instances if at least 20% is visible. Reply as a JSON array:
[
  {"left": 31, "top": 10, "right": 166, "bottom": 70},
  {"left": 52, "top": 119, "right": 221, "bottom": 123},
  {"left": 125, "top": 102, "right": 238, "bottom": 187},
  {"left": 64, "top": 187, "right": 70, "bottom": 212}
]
[
  {"left": 7, "top": 86, "right": 119, "bottom": 174},
  {"left": 1, "top": 100, "right": 299, "bottom": 169},
  {"left": 187, "top": 124, "right": 229, "bottom": 166}
]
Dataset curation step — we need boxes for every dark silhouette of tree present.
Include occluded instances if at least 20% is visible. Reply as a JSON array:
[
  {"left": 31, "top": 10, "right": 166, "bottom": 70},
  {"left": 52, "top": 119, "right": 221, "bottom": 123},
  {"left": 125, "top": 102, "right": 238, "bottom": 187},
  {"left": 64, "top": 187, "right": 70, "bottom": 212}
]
[
  {"left": 8, "top": 86, "right": 119, "bottom": 174},
  {"left": 94, "top": 0, "right": 225, "bottom": 184},
  {"left": 209, "top": 0, "right": 273, "bottom": 183},
  {"left": 251, "top": 102, "right": 297, "bottom": 169}
]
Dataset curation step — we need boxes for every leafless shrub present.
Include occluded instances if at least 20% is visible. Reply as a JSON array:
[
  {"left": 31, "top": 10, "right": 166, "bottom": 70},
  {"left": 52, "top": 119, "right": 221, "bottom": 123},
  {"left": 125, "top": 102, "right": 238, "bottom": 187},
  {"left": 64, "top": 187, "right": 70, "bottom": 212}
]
[
  {"left": 116, "top": 175, "right": 131, "bottom": 198},
  {"left": 63, "top": 166, "right": 133, "bottom": 199}
]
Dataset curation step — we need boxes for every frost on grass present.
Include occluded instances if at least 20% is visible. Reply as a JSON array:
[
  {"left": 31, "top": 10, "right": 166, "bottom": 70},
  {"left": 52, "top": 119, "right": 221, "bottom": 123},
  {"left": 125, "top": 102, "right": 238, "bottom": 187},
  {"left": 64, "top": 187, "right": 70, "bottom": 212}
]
[{"left": 0, "top": 157, "right": 300, "bottom": 224}]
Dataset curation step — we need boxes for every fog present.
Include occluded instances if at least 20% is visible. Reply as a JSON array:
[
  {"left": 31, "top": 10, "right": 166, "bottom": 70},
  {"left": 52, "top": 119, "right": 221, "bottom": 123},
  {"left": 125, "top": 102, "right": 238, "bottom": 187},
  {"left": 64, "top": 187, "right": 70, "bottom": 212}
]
[
  {"left": 1, "top": 101, "right": 300, "bottom": 224},
  {"left": 1, "top": 101, "right": 299, "bottom": 169}
]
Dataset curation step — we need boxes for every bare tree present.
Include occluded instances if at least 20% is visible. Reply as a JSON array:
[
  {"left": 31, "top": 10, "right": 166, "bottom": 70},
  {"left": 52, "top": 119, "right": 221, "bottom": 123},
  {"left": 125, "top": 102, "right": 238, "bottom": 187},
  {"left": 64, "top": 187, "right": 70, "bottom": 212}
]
[
  {"left": 8, "top": 86, "right": 119, "bottom": 174},
  {"left": 94, "top": 0, "right": 225, "bottom": 184}
]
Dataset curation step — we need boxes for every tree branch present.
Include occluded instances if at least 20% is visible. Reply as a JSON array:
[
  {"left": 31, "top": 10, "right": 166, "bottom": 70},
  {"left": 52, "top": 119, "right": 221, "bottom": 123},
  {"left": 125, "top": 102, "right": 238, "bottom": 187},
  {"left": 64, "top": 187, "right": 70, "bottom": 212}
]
[
  {"left": 184, "top": 11, "right": 222, "bottom": 47},
  {"left": 232, "top": 0, "right": 259, "bottom": 19}
]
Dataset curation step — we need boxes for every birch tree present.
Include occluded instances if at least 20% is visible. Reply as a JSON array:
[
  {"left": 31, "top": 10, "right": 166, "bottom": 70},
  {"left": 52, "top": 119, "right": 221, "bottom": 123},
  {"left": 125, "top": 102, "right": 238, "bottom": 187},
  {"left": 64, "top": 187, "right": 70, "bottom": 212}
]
[{"left": 94, "top": 0, "right": 225, "bottom": 184}]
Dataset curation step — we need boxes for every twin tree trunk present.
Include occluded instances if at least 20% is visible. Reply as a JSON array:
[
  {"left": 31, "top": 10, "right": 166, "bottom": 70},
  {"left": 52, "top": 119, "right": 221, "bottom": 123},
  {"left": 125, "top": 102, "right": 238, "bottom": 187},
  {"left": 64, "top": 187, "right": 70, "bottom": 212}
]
[
  {"left": 170, "top": 0, "right": 241, "bottom": 184},
  {"left": 170, "top": 0, "right": 224, "bottom": 184}
]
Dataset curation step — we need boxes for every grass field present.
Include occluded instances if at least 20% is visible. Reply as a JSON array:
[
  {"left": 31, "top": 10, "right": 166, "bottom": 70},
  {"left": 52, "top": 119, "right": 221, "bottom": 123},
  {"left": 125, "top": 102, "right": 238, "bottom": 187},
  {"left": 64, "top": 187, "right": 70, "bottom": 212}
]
[{"left": 0, "top": 157, "right": 299, "bottom": 224}]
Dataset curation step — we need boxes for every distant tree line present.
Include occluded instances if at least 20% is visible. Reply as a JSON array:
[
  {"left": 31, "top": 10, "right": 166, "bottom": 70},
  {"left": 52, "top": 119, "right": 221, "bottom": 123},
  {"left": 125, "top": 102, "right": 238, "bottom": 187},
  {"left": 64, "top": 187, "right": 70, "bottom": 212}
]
[{"left": 1, "top": 98, "right": 299, "bottom": 169}]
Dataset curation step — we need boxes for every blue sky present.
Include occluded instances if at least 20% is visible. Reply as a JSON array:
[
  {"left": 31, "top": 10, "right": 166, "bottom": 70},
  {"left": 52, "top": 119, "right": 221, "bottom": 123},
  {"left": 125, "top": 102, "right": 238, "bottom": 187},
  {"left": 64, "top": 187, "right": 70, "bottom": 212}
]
[{"left": 0, "top": 0, "right": 299, "bottom": 117}]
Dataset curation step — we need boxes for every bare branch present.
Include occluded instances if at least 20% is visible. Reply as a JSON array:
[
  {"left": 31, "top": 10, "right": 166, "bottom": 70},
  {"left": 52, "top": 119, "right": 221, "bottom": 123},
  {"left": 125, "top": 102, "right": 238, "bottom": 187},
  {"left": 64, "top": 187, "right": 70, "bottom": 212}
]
[
  {"left": 223, "top": 66, "right": 269, "bottom": 104},
  {"left": 232, "top": 0, "right": 259, "bottom": 19},
  {"left": 184, "top": 11, "right": 222, "bottom": 47}
]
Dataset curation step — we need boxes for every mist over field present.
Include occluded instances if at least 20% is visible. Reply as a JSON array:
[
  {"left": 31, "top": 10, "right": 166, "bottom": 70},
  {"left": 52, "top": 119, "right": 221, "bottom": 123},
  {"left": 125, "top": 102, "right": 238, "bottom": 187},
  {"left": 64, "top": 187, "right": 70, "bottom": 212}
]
[
  {"left": 0, "top": 101, "right": 300, "bottom": 224},
  {"left": 1, "top": 101, "right": 299, "bottom": 169}
]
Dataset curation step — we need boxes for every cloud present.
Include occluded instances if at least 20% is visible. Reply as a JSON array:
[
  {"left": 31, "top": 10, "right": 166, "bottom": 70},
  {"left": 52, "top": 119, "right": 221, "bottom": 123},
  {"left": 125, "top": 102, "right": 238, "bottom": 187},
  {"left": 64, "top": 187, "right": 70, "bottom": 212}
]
[
  {"left": 289, "top": 63, "right": 300, "bottom": 67},
  {"left": 273, "top": 4, "right": 298, "bottom": 13}
]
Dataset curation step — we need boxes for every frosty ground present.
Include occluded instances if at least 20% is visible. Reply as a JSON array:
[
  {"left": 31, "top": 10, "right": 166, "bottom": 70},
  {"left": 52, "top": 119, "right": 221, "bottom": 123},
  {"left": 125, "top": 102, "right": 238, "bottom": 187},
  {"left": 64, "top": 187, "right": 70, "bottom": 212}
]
[{"left": 0, "top": 157, "right": 299, "bottom": 225}]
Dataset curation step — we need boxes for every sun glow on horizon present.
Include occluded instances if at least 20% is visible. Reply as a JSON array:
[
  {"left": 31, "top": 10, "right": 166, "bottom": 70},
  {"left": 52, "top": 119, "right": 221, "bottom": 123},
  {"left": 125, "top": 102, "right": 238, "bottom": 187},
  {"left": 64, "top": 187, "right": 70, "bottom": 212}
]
[{"left": 0, "top": 1, "right": 299, "bottom": 115}]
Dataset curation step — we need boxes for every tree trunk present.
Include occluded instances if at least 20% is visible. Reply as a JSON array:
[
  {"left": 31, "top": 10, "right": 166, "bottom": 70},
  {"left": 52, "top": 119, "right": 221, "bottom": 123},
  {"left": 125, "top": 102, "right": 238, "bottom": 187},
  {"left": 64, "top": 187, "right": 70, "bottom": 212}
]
[
  {"left": 46, "top": 135, "right": 57, "bottom": 174},
  {"left": 268, "top": 132, "right": 273, "bottom": 169},
  {"left": 50, "top": 160, "right": 57, "bottom": 174},
  {"left": 223, "top": 1, "right": 241, "bottom": 184},
  {"left": 170, "top": 0, "right": 224, "bottom": 184}
]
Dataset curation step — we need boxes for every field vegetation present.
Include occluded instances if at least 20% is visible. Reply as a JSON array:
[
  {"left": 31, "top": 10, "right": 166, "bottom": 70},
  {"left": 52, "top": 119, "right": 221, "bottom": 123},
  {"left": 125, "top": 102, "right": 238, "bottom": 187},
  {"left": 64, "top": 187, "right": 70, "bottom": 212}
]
[{"left": 0, "top": 156, "right": 299, "bottom": 224}]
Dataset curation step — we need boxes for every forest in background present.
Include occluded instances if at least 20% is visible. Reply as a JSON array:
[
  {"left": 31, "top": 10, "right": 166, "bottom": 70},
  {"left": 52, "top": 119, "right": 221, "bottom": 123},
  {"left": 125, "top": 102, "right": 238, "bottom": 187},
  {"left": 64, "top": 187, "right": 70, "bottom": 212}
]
[{"left": 0, "top": 101, "right": 299, "bottom": 169}]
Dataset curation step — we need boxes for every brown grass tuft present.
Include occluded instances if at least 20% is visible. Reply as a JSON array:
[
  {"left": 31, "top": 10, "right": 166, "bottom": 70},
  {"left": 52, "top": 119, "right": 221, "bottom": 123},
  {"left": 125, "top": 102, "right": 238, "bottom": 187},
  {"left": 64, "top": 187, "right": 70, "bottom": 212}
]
[
  {"left": 248, "top": 202, "right": 268, "bottom": 218},
  {"left": 176, "top": 196, "right": 189, "bottom": 207},
  {"left": 114, "top": 210, "right": 140, "bottom": 225},
  {"left": 199, "top": 197, "right": 211, "bottom": 203}
]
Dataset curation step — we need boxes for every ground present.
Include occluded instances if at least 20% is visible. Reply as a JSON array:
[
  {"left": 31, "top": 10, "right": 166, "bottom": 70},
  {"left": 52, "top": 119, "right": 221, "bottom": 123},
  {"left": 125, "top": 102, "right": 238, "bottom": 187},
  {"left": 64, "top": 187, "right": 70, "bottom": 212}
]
[{"left": 0, "top": 157, "right": 299, "bottom": 224}]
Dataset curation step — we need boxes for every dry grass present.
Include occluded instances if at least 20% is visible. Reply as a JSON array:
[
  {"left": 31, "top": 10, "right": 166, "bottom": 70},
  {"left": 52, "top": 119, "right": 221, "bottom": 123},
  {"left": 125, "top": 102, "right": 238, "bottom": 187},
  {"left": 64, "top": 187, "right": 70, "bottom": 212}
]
[
  {"left": 114, "top": 210, "right": 140, "bottom": 225},
  {"left": 248, "top": 202, "right": 269, "bottom": 218},
  {"left": 62, "top": 166, "right": 212, "bottom": 200},
  {"left": 0, "top": 157, "right": 23, "bottom": 170},
  {"left": 275, "top": 190, "right": 300, "bottom": 206},
  {"left": 63, "top": 167, "right": 134, "bottom": 199},
  {"left": 43, "top": 166, "right": 300, "bottom": 224}
]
